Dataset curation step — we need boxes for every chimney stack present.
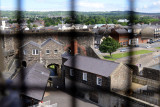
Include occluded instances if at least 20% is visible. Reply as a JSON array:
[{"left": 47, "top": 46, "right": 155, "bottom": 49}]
[{"left": 71, "top": 39, "right": 78, "bottom": 55}]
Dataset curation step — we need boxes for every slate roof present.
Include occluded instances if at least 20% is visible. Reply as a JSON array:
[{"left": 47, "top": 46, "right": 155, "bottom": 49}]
[
  {"left": 61, "top": 52, "right": 73, "bottom": 60},
  {"left": 12, "top": 63, "right": 50, "bottom": 101},
  {"left": 21, "top": 41, "right": 41, "bottom": 48},
  {"left": 21, "top": 38, "right": 63, "bottom": 48},
  {"left": 115, "top": 29, "right": 128, "bottom": 34},
  {"left": 45, "top": 26, "right": 59, "bottom": 30},
  {"left": 41, "top": 38, "right": 63, "bottom": 47},
  {"left": 141, "top": 27, "right": 154, "bottom": 38},
  {"left": 64, "top": 55, "right": 120, "bottom": 77}
]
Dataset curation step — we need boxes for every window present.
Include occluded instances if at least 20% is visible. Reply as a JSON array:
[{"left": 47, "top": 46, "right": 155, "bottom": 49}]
[
  {"left": 46, "top": 50, "right": 50, "bottom": 54},
  {"left": 123, "top": 42, "right": 126, "bottom": 45},
  {"left": 83, "top": 73, "right": 87, "bottom": 81},
  {"left": 32, "top": 49, "right": 39, "bottom": 55},
  {"left": 70, "top": 69, "right": 73, "bottom": 76},
  {"left": 54, "top": 50, "right": 58, "bottom": 54},
  {"left": 126, "top": 41, "right": 128, "bottom": 45},
  {"left": 97, "top": 77, "right": 102, "bottom": 86},
  {"left": 23, "top": 50, "right": 27, "bottom": 55}
]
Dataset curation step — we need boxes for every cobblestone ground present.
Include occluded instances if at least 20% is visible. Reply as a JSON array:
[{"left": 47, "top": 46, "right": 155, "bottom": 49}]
[{"left": 43, "top": 88, "right": 98, "bottom": 107}]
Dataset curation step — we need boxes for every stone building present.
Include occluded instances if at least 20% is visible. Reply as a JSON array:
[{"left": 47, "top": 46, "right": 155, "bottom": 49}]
[
  {"left": 62, "top": 54, "right": 132, "bottom": 106},
  {"left": 3, "top": 31, "right": 94, "bottom": 67},
  {"left": 20, "top": 38, "right": 64, "bottom": 67},
  {"left": 41, "top": 38, "right": 64, "bottom": 66},
  {"left": 20, "top": 41, "right": 41, "bottom": 66}
]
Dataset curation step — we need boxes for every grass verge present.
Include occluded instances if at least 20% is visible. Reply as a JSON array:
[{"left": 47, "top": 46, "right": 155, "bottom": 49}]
[
  {"left": 104, "top": 50, "right": 153, "bottom": 61},
  {"left": 155, "top": 47, "right": 160, "bottom": 49}
]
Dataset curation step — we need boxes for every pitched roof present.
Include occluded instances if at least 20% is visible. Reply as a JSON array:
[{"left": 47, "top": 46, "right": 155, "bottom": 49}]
[
  {"left": 140, "top": 27, "right": 154, "bottom": 38},
  {"left": 115, "top": 29, "right": 128, "bottom": 34},
  {"left": 41, "top": 38, "right": 63, "bottom": 47},
  {"left": 21, "top": 41, "right": 41, "bottom": 48},
  {"left": 61, "top": 52, "right": 73, "bottom": 60},
  {"left": 64, "top": 55, "right": 120, "bottom": 77},
  {"left": 12, "top": 63, "right": 50, "bottom": 101}
]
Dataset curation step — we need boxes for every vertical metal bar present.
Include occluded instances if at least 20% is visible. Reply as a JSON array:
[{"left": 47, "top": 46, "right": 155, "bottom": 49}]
[
  {"left": 16, "top": 0, "right": 27, "bottom": 106},
  {"left": 70, "top": 0, "right": 77, "bottom": 107},
  {"left": 126, "top": 0, "right": 135, "bottom": 106},
  {"left": 0, "top": 0, "right": 6, "bottom": 96}
]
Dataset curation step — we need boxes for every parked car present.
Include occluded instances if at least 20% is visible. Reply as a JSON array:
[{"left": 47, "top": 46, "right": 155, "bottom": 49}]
[
  {"left": 146, "top": 45, "right": 151, "bottom": 48},
  {"left": 120, "top": 49, "right": 126, "bottom": 52},
  {"left": 134, "top": 45, "right": 139, "bottom": 47}
]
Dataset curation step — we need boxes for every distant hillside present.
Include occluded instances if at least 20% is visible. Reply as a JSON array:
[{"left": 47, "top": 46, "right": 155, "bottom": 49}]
[{"left": 1, "top": 11, "right": 160, "bottom": 18}]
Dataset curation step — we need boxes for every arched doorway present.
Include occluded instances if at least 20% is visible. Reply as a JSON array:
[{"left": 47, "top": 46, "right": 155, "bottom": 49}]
[{"left": 47, "top": 64, "right": 59, "bottom": 76}]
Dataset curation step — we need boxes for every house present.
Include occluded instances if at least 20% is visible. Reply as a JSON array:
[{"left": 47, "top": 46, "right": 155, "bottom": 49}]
[
  {"left": 20, "top": 41, "right": 41, "bottom": 66},
  {"left": 62, "top": 55, "right": 132, "bottom": 105},
  {"left": 58, "top": 24, "right": 72, "bottom": 31},
  {"left": 20, "top": 38, "right": 64, "bottom": 67},
  {"left": 45, "top": 26, "right": 60, "bottom": 31},
  {"left": 110, "top": 28, "right": 149, "bottom": 46},
  {"left": 110, "top": 28, "right": 130, "bottom": 46},
  {"left": 88, "top": 25, "right": 98, "bottom": 29},
  {"left": 117, "top": 19, "right": 129, "bottom": 23},
  {"left": 41, "top": 38, "right": 64, "bottom": 65},
  {"left": 140, "top": 27, "right": 155, "bottom": 39}
]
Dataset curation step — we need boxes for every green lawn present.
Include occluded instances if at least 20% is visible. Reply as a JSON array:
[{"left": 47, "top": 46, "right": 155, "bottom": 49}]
[
  {"left": 155, "top": 47, "right": 160, "bottom": 49},
  {"left": 104, "top": 50, "right": 153, "bottom": 61}
]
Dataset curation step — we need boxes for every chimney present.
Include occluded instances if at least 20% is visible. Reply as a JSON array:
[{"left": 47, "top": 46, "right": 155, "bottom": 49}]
[{"left": 71, "top": 39, "right": 78, "bottom": 55}]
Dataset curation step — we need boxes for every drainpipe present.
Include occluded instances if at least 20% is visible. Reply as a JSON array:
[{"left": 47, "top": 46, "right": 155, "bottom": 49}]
[{"left": 40, "top": 50, "right": 43, "bottom": 63}]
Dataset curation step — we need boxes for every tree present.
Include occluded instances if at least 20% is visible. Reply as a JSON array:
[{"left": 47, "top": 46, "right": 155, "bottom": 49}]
[
  {"left": 99, "top": 37, "right": 120, "bottom": 57},
  {"left": 33, "top": 24, "right": 38, "bottom": 27}
]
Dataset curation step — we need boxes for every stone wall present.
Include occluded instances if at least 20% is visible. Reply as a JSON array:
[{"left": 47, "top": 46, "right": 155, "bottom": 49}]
[
  {"left": 65, "top": 78, "right": 153, "bottom": 107},
  {"left": 142, "top": 67, "right": 160, "bottom": 81},
  {"left": 111, "top": 63, "right": 132, "bottom": 92},
  {"left": 64, "top": 66, "right": 110, "bottom": 90},
  {"left": 4, "top": 31, "right": 95, "bottom": 67},
  {"left": 132, "top": 75, "right": 160, "bottom": 89}
]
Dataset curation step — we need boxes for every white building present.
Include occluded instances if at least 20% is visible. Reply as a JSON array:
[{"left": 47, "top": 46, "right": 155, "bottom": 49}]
[{"left": 118, "top": 19, "right": 129, "bottom": 23}]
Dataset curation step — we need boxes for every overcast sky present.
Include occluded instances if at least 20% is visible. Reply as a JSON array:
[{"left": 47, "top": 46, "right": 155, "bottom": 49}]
[{"left": 1, "top": 0, "right": 160, "bottom": 13}]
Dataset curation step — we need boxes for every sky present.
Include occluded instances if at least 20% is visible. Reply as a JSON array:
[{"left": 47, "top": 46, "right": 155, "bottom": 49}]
[{"left": 0, "top": 0, "right": 160, "bottom": 13}]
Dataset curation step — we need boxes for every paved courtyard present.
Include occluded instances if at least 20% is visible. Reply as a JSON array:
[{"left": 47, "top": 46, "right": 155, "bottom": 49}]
[{"left": 43, "top": 88, "right": 98, "bottom": 107}]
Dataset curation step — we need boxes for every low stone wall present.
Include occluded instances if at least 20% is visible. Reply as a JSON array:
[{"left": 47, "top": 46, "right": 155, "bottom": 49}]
[
  {"left": 132, "top": 75, "right": 160, "bottom": 89},
  {"left": 132, "top": 92, "right": 160, "bottom": 106},
  {"left": 142, "top": 67, "right": 160, "bottom": 81}
]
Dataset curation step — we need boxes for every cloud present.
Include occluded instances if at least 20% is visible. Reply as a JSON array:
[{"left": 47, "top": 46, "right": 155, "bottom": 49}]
[
  {"left": 0, "top": 6, "right": 16, "bottom": 10},
  {"left": 153, "top": 0, "right": 160, "bottom": 5},
  {"left": 78, "top": 1, "right": 105, "bottom": 9}
]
